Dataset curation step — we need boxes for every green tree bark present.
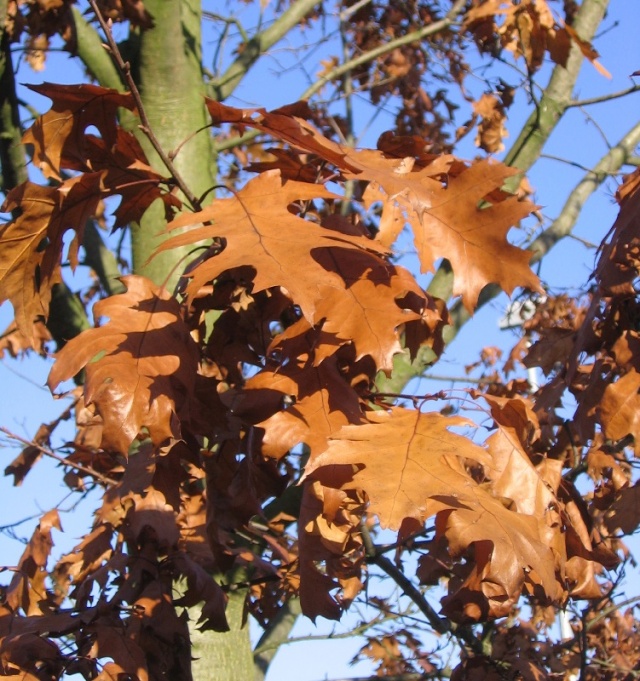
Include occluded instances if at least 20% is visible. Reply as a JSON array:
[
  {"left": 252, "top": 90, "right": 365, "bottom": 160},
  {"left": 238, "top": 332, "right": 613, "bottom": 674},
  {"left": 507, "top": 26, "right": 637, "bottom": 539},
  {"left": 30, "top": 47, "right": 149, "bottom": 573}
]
[
  {"left": 191, "top": 591, "right": 255, "bottom": 681},
  {"left": 131, "top": 0, "right": 215, "bottom": 291}
]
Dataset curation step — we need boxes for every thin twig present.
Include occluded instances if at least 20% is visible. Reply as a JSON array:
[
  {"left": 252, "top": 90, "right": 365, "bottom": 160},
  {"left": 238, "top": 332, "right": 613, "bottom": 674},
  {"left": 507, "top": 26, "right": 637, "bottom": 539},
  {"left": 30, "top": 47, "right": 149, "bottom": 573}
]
[
  {"left": 253, "top": 611, "right": 393, "bottom": 656},
  {"left": 86, "top": 0, "right": 202, "bottom": 211},
  {"left": 0, "top": 426, "right": 118, "bottom": 486},
  {"left": 566, "top": 83, "right": 640, "bottom": 108},
  {"left": 361, "top": 526, "right": 512, "bottom": 678}
]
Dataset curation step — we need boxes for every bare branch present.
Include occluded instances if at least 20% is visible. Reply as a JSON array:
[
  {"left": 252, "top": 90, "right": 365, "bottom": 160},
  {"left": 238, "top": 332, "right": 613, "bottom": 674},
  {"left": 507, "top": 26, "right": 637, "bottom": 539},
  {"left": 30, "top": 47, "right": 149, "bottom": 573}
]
[
  {"left": 360, "top": 525, "right": 492, "bottom": 663},
  {"left": 211, "top": 0, "right": 321, "bottom": 102},
  {"left": 0, "top": 426, "right": 118, "bottom": 486},
  {"left": 529, "top": 119, "right": 640, "bottom": 262},
  {"left": 503, "top": 0, "right": 611, "bottom": 173},
  {"left": 70, "top": 6, "right": 124, "bottom": 93},
  {"left": 567, "top": 83, "right": 640, "bottom": 109}
]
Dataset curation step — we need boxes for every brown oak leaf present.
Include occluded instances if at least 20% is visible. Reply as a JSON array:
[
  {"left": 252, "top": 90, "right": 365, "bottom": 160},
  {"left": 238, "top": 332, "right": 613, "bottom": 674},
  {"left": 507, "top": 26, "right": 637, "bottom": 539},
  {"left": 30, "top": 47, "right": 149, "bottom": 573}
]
[
  {"left": 48, "top": 276, "right": 200, "bottom": 455},
  {"left": 0, "top": 175, "right": 102, "bottom": 344},
  {"left": 313, "top": 251, "right": 430, "bottom": 372},
  {"left": 206, "top": 102, "right": 540, "bottom": 311},
  {"left": 305, "top": 407, "right": 491, "bottom": 529},
  {"left": 345, "top": 155, "right": 540, "bottom": 311},
  {"left": 307, "top": 408, "right": 561, "bottom": 616},
  {"left": 598, "top": 370, "right": 640, "bottom": 455},
  {"left": 228, "top": 352, "right": 363, "bottom": 459},
  {"left": 23, "top": 83, "right": 136, "bottom": 180},
  {"left": 156, "top": 170, "right": 386, "bottom": 322}
]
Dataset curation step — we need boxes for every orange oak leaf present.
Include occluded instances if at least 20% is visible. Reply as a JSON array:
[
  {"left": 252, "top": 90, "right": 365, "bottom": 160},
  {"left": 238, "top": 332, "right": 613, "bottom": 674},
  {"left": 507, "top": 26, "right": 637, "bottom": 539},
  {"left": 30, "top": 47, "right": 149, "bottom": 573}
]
[
  {"left": 23, "top": 83, "right": 136, "bottom": 180},
  {"left": 604, "top": 482, "right": 640, "bottom": 535},
  {"left": 313, "top": 251, "right": 430, "bottom": 372},
  {"left": 207, "top": 100, "right": 353, "bottom": 172},
  {"left": 307, "top": 408, "right": 561, "bottom": 614},
  {"left": 305, "top": 407, "right": 491, "bottom": 530},
  {"left": 564, "top": 24, "right": 612, "bottom": 79},
  {"left": 345, "top": 156, "right": 540, "bottom": 311},
  {"left": 156, "top": 170, "right": 386, "bottom": 322},
  {"left": 5, "top": 509, "right": 61, "bottom": 615},
  {"left": 472, "top": 93, "right": 508, "bottom": 153},
  {"left": 439, "top": 492, "right": 561, "bottom": 621},
  {"left": 0, "top": 175, "right": 103, "bottom": 344},
  {"left": 48, "top": 276, "right": 200, "bottom": 455}
]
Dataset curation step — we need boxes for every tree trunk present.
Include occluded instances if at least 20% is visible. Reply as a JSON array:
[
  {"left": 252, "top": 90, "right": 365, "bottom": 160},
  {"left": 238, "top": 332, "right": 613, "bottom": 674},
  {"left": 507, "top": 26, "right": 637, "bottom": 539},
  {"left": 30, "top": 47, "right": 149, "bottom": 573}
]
[
  {"left": 128, "top": 1, "right": 254, "bottom": 677},
  {"left": 190, "top": 591, "right": 255, "bottom": 681},
  {"left": 0, "top": 0, "right": 28, "bottom": 191},
  {"left": 131, "top": 0, "right": 215, "bottom": 291}
]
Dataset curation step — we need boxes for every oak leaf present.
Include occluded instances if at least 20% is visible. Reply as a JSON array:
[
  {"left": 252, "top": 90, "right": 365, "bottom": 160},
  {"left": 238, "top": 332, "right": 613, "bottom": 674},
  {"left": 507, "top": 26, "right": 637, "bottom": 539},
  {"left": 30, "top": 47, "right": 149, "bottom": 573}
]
[
  {"left": 206, "top": 102, "right": 540, "bottom": 310},
  {"left": 439, "top": 483, "right": 561, "bottom": 620},
  {"left": 305, "top": 408, "right": 491, "bottom": 530},
  {"left": 0, "top": 318, "right": 51, "bottom": 358},
  {"left": 75, "top": 130, "right": 181, "bottom": 227},
  {"left": 298, "top": 480, "right": 364, "bottom": 621},
  {"left": 307, "top": 408, "right": 562, "bottom": 615},
  {"left": 93, "top": 624, "right": 148, "bottom": 681},
  {"left": 157, "top": 170, "right": 386, "bottom": 322},
  {"left": 23, "top": 83, "right": 136, "bottom": 180},
  {"left": 472, "top": 93, "right": 508, "bottom": 153},
  {"left": 48, "top": 276, "right": 200, "bottom": 455},
  {"left": 5, "top": 509, "right": 61, "bottom": 615},
  {"left": 207, "top": 100, "right": 353, "bottom": 172},
  {"left": 229, "top": 352, "right": 363, "bottom": 459},
  {"left": 604, "top": 482, "right": 640, "bottom": 535},
  {"left": 312, "top": 251, "right": 430, "bottom": 371},
  {"left": 171, "top": 552, "right": 229, "bottom": 631},
  {"left": 598, "top": 370, "right": 640, "bottom": 455},
  {"left": 345, "top": 156, "right": 540, "bottom": 311},
  {"left": 0, "top": 176, "right": 102, "bottom": 344}
]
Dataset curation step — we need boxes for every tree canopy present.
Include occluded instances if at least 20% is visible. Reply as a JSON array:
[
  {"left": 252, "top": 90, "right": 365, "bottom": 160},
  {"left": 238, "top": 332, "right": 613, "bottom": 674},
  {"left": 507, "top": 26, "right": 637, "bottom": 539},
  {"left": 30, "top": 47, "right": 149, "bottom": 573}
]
[{"left": 2, "top": 1, "right": 640, "bottom": 679}]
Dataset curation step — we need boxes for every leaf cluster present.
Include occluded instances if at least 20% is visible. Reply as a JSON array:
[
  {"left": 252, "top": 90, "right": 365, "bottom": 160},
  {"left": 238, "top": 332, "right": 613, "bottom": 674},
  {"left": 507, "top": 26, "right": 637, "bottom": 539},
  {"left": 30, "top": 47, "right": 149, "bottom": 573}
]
[{"left": 1, "top": 1, "right": 639, "bottom": 680}]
